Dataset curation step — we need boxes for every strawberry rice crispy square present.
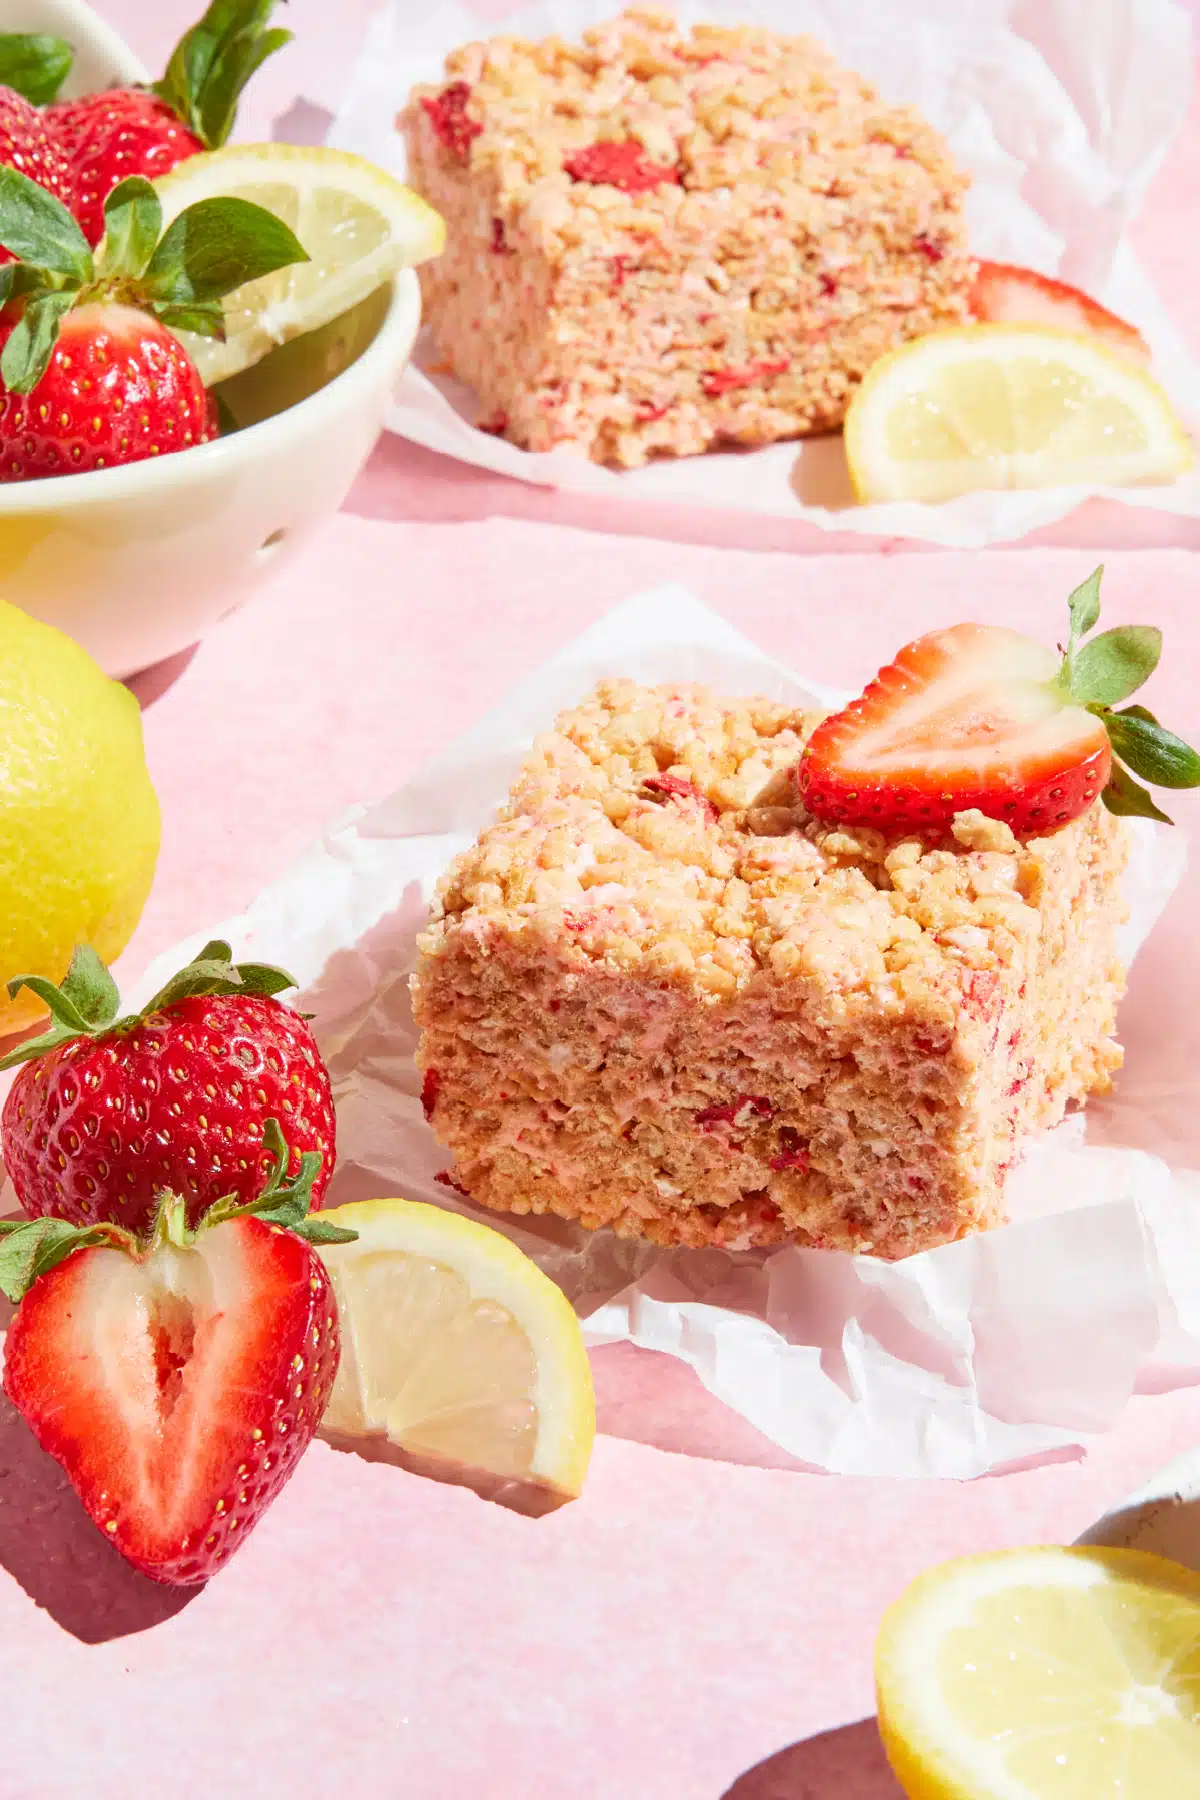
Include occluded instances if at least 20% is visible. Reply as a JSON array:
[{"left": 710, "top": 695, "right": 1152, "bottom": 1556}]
[
  {"left": 412, "top": 682, "right": 1128, "bottom": 1260},
  {"left": 400, "top": 6, "right": 974, "bottom": 468}
]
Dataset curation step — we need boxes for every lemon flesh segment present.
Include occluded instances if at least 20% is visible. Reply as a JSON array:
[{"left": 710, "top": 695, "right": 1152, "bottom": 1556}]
[
  {"left": 876, "top": 1546, "right": 1200, "bottom": 1799},
  {"left": 319, "top": 1199, "right": 595, "bottom": 1504},
  {"left": 152, "top": 144, "right": 445, "bottom": 386},
  {"left": 845, "top": 325, "right": 1195, "bottom": 504}
]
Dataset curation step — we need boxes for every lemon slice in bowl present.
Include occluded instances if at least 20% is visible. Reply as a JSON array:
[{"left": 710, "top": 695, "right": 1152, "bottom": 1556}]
[
  {"left": 317, "top": 1198, "right": 595, "bottom": 1512},
  {"left": 844, "top": 324, "right": 1194, "bottom": 504},
  {"left": 876, "top": 1545, "right": 1200, "bottom": 1798},
  {"left": 151, "top": 144, "right": 445, "bottom": 386}
]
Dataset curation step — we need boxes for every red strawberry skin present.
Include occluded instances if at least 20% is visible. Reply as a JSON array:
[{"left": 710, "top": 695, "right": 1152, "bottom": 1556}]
[
  {"left": 0, "top": 85, "right": 74, "bottom": 263},
  {"left": 969, "top": 260, "right": 1149, "bottom": 364},
  {"left": 0, "top": 302, "right": 216, "bottom": 480},
  {"left": 50, "top": 90, "right": 203, "bottom": 247},
  {"left": 2, "top": 1217, "right": 339, "bottom": 1585},
  {"left": 2, "top": 993, "right": 336, "bottom": 1233},
  {"left": 797, "top": 623, "right": 1112, "bottom": 836}
]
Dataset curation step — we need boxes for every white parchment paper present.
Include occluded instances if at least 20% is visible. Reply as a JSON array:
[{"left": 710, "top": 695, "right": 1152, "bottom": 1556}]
[
  {"left": 328, "top": 0, "right": 1200, "bottom": 546},
  {"left": 134, "top": 590, "right": 1199, "bottom": 1478}
]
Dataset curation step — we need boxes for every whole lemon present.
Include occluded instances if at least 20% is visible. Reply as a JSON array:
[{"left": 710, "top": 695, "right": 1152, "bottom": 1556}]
[{"left": 0, "top": 601, "right": 160, "bottom": 1038}]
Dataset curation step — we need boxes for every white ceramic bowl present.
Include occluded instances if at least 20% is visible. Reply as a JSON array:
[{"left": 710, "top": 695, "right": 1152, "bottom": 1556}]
[
  {"left": 0, "top": 0, "right": 420, "bottom": 677},
  {"left": 1077, "top": 1449, "right": 1200, "bottom": 1569}
]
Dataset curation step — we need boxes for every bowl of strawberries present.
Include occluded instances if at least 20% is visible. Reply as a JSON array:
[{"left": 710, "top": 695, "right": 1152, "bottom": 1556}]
[{"left": 0, "top": 0, "right": 443, "bottom": 678}]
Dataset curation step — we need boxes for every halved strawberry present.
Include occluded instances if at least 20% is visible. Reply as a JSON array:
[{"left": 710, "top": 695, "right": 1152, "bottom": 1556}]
[
  {"left": 796, "top": 570, "right": 1200, "bottom": 836},
  {"left": 0, "top": 1129, "right": 355, "bottom": 1587},
  {"left": 968, "top": 261, "right": 1149, "bottom": 364}
]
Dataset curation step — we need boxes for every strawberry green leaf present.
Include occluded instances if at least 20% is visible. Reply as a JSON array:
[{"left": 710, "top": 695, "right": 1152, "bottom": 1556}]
[
  {"left": 152, "top": 0, "right": 292, "bottom": 150},
  {"left": 290, "top": 1216, "right": 359, "bottom": 1245},
  {"left": 197, "top": 26, "right": 292, "bottom": 150},
  {"left": 55, "top": 943, "right": 123, "bottom": 1027},
  {"left": 1106, "top": 708, "right": 1200, "bottom": 790},
  {"left": 0, "top": 1216, "right": 132, "bottom": 1303},
  {"left": 1070, "top": 626, "right": 1162, "bottom": 707},
  {"left": 0, "top": 945, "right": 123, "bottom": 1069},
  {"left": 151, "top": 298, "right": 227, "bottom": 340},
  {"left": 1102, "top": 762, "right": 1174, "bottom": 825},
  {"left": 230, "top": 962, "right": 302, "bottom": 997},
  {"left": 144, "top": 196, "right": 308, "bottom": 305},
  {"left": 142, "top": 942, "right": 298, "bottom": 1015},
  {"left": 0, "top": 167, "right": 92, "bottom": 282},
  {"left": 0, "top": 32, "right": 73, "bottom": 105},
  {"left": 98, "top": 177, "right": 163, "bottom": 282},
  {"left": 1065, "top": 566, "right": 1103, "bottom": 656},
  {"left": 206, "top": 1119, "right": 354, "bottom": 1241},
  {"left": 0, "top": 288, "right": 75, "bottom": 395},
  {"left": 0, "top": 263, "right": 55, "bottom": 303}
]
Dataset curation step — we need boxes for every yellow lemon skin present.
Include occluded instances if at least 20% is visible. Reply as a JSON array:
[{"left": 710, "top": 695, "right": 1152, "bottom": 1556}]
[{"left": 0, "top": 601, "right": 161, "bottom": 1036}]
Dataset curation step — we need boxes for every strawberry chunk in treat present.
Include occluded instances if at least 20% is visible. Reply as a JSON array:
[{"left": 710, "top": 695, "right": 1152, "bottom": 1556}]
[
  {"left": 422, "top": 81, "right": 483, "bottom": 162},
  {"left": 563, "top": 140, "right": 681, "bottom": 193},
  {"left": 968, "top": 260, "right": 1149, "bottom": 365},
  {"left": 796, "top": 568, "right": 1199, "bottom": 835}
]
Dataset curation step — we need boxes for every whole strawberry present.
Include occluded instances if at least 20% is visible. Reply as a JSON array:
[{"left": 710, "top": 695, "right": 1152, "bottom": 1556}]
[
  {"left": 1, "top": 941, "right": 336, "bottom": 1233},
  {"left": 51, "top": 0, "right": 292, "bottom": 244},
  {"left": 0, "top": 1133, "right": 356, "bottom": 1586},
  {"left": 0, "top": 166, "right": 307, "bottom": 478}
]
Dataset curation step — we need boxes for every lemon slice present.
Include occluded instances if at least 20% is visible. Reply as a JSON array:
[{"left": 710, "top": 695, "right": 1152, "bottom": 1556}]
[
  {"left": 317, "top": 1198, "right": 595, "bottom": 1511},
  {"left": 152, "top": 144, "right": 445, "bottom": 385},
  {"left": 845, "top": 324, "right": 1194, "bottom": 504},
  {"left": 876, "top": 1546, "right": 1200, "bottom": 1798}
]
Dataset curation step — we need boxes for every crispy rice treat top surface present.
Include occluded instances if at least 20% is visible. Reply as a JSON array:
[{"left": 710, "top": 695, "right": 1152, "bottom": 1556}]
[
  {"left": 407, "top": 6, "right": 967, "bottom": 262},
  {"left": 427, "top": 679, "right": 1092, "bottom": 1022}
]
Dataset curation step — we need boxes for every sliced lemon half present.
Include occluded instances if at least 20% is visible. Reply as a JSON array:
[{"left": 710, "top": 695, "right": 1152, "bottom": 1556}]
[
  {"left": 844, "top": 324, "right": 1194, "bottom": 504},
  {"left": 152, "top": 143, "right": 445, "bottom": 386},
  {"left": 876, "top": 1545, "right": 1200, "bottom": 1799},
  {"left": 318, "top": 1198, "right": 595, "bottom": 1511}
]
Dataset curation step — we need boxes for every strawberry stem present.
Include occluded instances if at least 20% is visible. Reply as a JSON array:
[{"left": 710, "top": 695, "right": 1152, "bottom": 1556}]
[
  {"left": 0, "top": 940, "right": 299, "bottom": 1072},
  {"left": 1056, "top": 567, "right": 1199, "bottom": 825}
]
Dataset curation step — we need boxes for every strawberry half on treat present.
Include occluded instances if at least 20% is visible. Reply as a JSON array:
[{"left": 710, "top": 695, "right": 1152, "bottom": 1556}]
[
  {"left": 0, "top": 167, "right": 306, "bottom": 476},
  {"left": 969, "top": 261, "right": 1149, "bottom": 365},
  {"left": 1, "top": 940, "right": 336, "bottom": 1235},
  {"left": 0, "top": 1126, "right": 356, "bottom": 1586},
  {"left": 51, "top": 0, "right": 292, "bottom": 245},
  {"left": 796, "top": 567, "right": 1200, "bottom": 836}
]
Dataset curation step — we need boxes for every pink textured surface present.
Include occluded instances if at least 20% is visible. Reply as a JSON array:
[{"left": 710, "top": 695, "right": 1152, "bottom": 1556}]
[{"left": 0, "top": 6, "right": 1198, "bottom": 1798}]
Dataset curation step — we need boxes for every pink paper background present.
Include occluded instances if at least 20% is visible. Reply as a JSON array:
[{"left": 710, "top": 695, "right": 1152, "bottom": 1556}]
[{"left": 0, "top": 5, "right": 1198, "bottom": 1797}]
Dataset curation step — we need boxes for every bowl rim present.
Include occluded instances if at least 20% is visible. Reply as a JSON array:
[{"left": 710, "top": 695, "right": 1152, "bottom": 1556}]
[
  {"left": 0, "top": 269, "right": 421, "bottom": 512},
  {"left": 19, "top": 0, "right": 148, "bottom": 85}
]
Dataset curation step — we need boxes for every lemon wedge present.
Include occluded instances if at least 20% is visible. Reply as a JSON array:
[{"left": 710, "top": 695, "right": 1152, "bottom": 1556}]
[
  {"left": 876, "top": 1546, "right": 1200, "bottom": 1798},
  {"left": 317, "top": 1198, "right": 595, "bottom": 1511},
  {"left": 844, "top": 324, "right": 1194, "bottom": 504},
  {"left": 152, "top": 144, "right": 445, "bottom": 385}
]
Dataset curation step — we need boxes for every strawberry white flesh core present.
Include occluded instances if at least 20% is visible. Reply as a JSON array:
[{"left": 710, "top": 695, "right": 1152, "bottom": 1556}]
[
  {"left": 68, "top": 1229, "right": 251, "bottom": 1535},
  {"left": 840, "top": 626, "right": 1082, "bottom": 779}
]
